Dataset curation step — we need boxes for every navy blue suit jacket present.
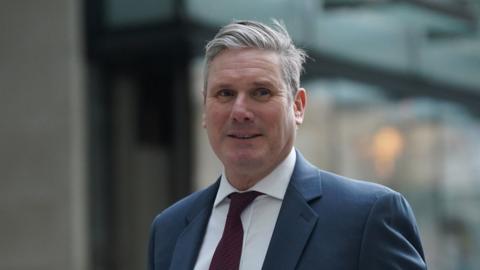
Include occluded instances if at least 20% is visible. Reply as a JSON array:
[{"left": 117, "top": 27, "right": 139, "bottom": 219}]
[{"left": 148, "top": 152, "right": 426, "bottom": 269}]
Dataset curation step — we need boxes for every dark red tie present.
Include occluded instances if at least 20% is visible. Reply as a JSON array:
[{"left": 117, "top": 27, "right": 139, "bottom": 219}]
[{"left": 209, "top": 191, "right": 262, "bottom": 270}]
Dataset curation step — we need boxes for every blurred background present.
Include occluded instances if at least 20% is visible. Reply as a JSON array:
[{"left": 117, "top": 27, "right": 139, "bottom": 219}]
[{"left": 1, "top": 0, "right": 479, "bottom": 269}]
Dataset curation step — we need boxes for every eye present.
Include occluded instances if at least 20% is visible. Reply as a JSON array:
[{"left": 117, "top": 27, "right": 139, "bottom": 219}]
[
  {"left": 215, "top": 89, "right": 235, "bottom": 102},
  {"left": 252, "top": 88, "right": 271, "bottom": 101},
  {"left": 217, "top": 89, "right": 234, "bottom": 97}
]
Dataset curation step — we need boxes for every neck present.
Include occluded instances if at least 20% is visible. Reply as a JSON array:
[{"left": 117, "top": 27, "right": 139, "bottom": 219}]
[
  {"left": 225, "top": 152, "right": 292, "bottom": 191},
  {"left": 225, "top": 169, "right": 270, "bottom": 191}
]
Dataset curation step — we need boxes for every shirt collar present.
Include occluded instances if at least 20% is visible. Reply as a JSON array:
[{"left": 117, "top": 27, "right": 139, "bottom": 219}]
[{"left": 214, "top": 148, "right": 296, "bottom": 207}]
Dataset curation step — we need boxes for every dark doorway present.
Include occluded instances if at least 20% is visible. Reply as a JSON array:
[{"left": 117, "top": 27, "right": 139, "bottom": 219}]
[
  {"left": 84, "top": 1, "right": 195, "bottom": 264},
  {"left": 88, "top": 56, "right": 192, "bottom": 270}
]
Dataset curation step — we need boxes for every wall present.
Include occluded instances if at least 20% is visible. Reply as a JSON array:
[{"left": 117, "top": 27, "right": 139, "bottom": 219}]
[{"left": 0, "top": 1, "right": 88, "bottom": 269}]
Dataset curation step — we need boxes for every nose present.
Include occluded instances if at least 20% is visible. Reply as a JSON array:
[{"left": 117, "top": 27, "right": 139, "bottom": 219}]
[{"left": 231, "top": 94, "right": 254, "bottom": 123}]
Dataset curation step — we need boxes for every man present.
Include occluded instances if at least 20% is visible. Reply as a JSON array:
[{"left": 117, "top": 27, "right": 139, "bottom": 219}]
[{"left": 148, "top": 20, "right": 427, "bottom": 270}]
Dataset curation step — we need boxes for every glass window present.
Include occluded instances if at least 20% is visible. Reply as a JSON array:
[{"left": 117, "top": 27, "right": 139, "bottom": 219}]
[
  {"left": 298, "top": 78, "right": 480, "bottom": 270},
  {"left": 105, "top": 0, "right": 175, "bottom": 28}
]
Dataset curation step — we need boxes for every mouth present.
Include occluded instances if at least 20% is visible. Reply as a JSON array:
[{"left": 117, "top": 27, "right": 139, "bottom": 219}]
[{"left": 227, "top": 133, "right": 262, "bottom": 140}]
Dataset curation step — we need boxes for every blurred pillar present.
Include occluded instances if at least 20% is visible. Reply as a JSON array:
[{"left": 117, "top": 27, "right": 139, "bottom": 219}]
[{"left": 0, "top": 0, "right": 88, "bottom": 270}]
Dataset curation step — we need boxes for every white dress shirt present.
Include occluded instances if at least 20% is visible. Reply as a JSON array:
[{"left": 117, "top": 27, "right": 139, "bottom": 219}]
[{"left": 193, "top": 148, "right": 296, "bottom": 270}]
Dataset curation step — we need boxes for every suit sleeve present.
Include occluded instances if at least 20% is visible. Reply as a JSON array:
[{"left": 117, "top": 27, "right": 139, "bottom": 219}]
[
  {"left": 358, "top": 191, "right": 427, "bottom": 270},
  {"left": 147, "top": 217, "right": 158, "bottom": 270}
]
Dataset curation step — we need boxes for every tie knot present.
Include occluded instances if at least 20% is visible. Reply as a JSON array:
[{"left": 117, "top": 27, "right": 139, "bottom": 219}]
[{"left": 228, "top": 191, "right": 263, "bottom": 215}]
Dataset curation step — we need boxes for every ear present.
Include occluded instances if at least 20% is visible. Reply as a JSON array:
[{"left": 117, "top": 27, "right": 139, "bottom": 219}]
[
  {"left": 293, "top": 88, "right": 307, "bottom": 125},
  {"left": 202, "top": 111, "right": 207, "bottom": 128}
]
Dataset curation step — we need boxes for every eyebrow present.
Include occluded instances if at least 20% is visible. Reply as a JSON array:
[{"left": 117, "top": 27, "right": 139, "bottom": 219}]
[
  {"left": 251, "top": 81, "right": 275, "bottom": 88},
  {"left": 209, "top": 83, "right": 233, "bottom": 90},
  {"left": 208, "top": 77, "right": 280, "bottom": 91}
]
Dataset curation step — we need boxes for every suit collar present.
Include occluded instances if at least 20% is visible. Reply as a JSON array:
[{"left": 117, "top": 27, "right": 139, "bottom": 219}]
[
  {"left": 290, "top": 149, "right": 323, "bottom": 201},
  {"left": 262, "top": 150, "right": 323, "bottom": 269},
  {"left": 185, "top": 179, "right": 220, "bottom": 222},
  {"left": 169, "top": 179, "right": 220, "bottom": 270}
]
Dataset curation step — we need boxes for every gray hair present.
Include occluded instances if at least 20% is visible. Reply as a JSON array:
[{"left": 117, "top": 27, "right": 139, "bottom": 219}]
[{"left": 204, "top": 20, "right": 307, "bottom": 98}]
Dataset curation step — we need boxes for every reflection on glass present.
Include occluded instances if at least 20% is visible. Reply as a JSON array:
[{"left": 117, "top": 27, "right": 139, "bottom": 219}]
[
  {"left": 370, "top": 126, "right": 404, "bottom": 179},
  {"left": 297, "top": 78, "right": 480, "bottom": 270}
]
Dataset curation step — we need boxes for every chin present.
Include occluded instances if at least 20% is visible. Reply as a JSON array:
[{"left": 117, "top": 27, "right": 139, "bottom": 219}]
[{"left": 225, "top": 152, "right": 264, "bottom": 168}]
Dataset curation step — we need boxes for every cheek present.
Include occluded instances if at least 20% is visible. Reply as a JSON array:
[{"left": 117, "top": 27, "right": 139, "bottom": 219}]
[
  {"left": 205, "top": 107, "right": 228, "bottom": 131},
  {"left": 279, "top": 110, "right": 296, "bottom": 136},
  {"left": 266, "top": 110, "right": 289, "bottom": 134}
]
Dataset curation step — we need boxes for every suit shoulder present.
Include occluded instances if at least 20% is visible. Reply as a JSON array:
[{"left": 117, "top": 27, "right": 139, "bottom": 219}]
[
  {"left": 319, "top": 169, "right": 399, "bottom": 203},
  {"left": 308, "top": 169, "right": 418, "bottom": 237}
]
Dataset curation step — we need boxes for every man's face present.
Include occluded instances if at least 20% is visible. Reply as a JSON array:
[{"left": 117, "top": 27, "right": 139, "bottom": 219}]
[{"left": 203, "top": 48, "right": 306, "bottom": 182}]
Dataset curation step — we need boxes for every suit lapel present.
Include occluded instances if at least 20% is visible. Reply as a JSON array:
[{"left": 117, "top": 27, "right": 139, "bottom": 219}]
[
  {"left": 169, "top": 181, "right": 220, "bottom": 270},
  {"left": 262, "top": 151, "right": 323, "bottom": 270}
]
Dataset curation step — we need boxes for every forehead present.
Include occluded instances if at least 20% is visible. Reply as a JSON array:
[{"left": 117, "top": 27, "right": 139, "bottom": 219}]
[
  {"left": 207, "top": 48, "right": 283, "bottom": 87},
  {"left": 210, "top": 48, "right": 280, "bottom": 67}
]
